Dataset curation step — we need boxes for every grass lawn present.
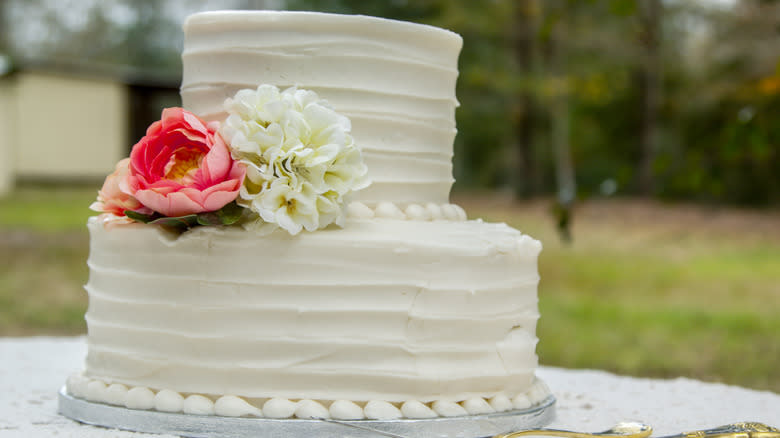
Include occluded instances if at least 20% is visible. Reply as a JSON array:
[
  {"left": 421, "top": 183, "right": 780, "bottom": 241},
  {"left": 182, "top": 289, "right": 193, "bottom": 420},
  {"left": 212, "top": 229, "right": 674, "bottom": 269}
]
[
  {"left": 0, "top": 185, "right": 98, "bottom": 232},
  {"left": 458, "top": 194, "right": 780, "bottom": 393},
  {"left": 1, "top": 185, "right": 778, "bottom": 392},
  {"left": 0, "top": 185, "right": 95, "bottom": 335}
]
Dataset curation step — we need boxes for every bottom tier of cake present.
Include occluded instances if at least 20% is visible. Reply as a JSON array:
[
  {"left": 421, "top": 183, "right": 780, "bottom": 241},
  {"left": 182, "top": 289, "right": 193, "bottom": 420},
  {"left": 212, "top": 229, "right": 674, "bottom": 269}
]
[{"left": 78, "top": 212, "right": 542, "bottom": 419}]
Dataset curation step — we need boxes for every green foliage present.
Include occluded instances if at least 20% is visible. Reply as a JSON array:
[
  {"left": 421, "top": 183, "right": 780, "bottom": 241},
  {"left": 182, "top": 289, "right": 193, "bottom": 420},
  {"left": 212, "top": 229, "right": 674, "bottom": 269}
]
[
  {"left": 2, "top": 0, "right": 776, "bottom": 205},
  {"left": 195, "top": 201, "right": 244, "bottom": 226},
  {"left": 124, "top": 201, "right": 243, "bottom": 231},
  {"left": 660, "top": 91, "right": 780, "bottom": 205},
  {"left": 285, "top": 0, "right": 780, "bottom": 205},
  {"left": 125, "top": 210, "right": 194, "bottom": 228}
]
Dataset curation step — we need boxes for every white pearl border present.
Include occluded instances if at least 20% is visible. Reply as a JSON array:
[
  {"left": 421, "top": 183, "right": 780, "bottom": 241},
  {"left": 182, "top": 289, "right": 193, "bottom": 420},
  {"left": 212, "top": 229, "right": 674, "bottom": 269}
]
[
  {"left": 346, "top": 202, "right": 467, "bottom": 221},
  {"left": 66, "top": 373, "right": 551, "bottom": 420}
]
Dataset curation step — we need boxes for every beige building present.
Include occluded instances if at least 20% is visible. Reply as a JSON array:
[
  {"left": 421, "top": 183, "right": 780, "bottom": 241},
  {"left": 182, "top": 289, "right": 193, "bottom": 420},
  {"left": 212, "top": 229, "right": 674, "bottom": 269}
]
[
  {"left": 0, "top": 76, "right": 15, "bottom": 195},
  {"left": 0, "top": 62, "right": 179, "bottom": 196}
]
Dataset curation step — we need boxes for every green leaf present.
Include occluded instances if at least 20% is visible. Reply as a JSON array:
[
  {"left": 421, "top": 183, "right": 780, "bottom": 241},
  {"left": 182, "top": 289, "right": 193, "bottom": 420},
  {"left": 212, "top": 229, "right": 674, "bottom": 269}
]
[
  {"left": 125, "top": 209, "right": 199, "bottom": 230},
  {"left": 196, "top": 212, "right": 222, "bottom": 226},
  {"left": 148, "top": 215, "right": 199, "bottom": 230},
  {"left": 124, "top": 210, "right": 156, "bottom": 224},
  {"left": 197, "top": 201, "right": 244, "bottom": 226},
  {"left": 124, "top": 203, "right": 243, "bottom": 231}
]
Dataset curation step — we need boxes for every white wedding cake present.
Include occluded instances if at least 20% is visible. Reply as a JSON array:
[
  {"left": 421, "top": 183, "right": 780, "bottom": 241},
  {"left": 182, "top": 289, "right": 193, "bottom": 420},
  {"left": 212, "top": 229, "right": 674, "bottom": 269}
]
[{"left": 65, "top": 11, "right": 550, "bottom": 421}]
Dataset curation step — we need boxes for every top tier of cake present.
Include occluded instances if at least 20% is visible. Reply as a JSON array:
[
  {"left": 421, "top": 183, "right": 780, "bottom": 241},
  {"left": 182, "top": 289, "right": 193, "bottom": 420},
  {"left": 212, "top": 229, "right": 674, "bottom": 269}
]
[{"left": 181, "top": 11, "right": 463, "bottom": 206}]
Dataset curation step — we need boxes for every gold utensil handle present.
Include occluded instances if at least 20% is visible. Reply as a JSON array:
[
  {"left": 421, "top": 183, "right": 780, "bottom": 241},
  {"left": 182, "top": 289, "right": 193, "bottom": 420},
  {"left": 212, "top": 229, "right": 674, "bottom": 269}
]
[{"left": 675, "top": 422, "right": 780, "bottom": 438}]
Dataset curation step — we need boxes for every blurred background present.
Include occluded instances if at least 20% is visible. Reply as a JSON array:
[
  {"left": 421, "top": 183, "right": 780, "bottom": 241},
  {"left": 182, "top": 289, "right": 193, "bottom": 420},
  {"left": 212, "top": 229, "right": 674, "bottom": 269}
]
[{"left": 0, "top": 0, "right": 778, "bottom": 392}]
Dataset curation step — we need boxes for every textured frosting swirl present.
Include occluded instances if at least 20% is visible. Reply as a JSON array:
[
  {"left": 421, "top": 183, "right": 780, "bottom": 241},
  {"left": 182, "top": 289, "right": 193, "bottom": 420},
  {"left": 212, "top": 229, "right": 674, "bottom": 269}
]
[
  {"left": 84, "top": 215, "right": 541, "bottom": 403},
  {"left": 180, "top": 11, "right": 463, "bottom": 205}
]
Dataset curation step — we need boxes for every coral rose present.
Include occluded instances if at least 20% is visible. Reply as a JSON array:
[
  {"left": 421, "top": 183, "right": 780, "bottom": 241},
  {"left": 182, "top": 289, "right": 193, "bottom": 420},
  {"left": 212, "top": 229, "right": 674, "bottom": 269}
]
[
  {"left": 122, "top": 108, "right": 246, "bottom": 217},
  {"left": 90, "top": 158, "right": 148, "bottom": 216}
]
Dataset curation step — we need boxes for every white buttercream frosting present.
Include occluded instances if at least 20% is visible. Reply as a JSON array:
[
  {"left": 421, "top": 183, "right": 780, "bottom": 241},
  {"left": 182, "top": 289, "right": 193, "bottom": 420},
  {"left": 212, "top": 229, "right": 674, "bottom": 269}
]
[
  {"left": 401, "top": 400, "right": 438, "bottom": 419},
  {"left": 263, "top": 398, "right": 297, "bottom": 419},
  {"left": 295, "top": 400, "right": 329, "bottom": 419},
  {"left": 426, "top": 202, "right": 445, "bottom": 220},
  {"left": 215, "top": 396, "right": 263, "bottom": 417},
  {"left": 125, "top": 387, "right": 155, "bottom": 410},
  {"left": 432, "top": 400, "right": 468, "bottom": 417},
  {"left": 183, "top": 395, "right": 215, "bottom": 415},
  {"left": 345, "top": 201, "right": 375, "bottom": 220},
  {"left": 345, "top": 201, "right": 466, "bottom": 221},
  {"left": 404, "top": 203, "right": 430, "bottom": 221},
  {"left": 66, "top": 373, "right": 552, "bottom": 419},
  {"left": 374, "top": 201, "right": 406, "bottom": 220},
  {"left": 512, "top": 393, "right": 532, "bottom": 410},
  {"left": 462, "top": 397, "right": 495, "bottom": 415},
  {"left": 86, "top": 380, "right": 107, "bottom": 404},
  {"left": 364, "top": 400, "right": 403, "bottom": 420},
  {"left": 104, "top": 383, "right": 128, "bottom": 406},
  {"left": 181, "top": 11, "right": 462, "bottom": 206},
  {"left": 83, "top": 215, "right": 541, "bottom": 404},
  {"left": 329, "top": 400, "right": 365, "bottom": 420},
  {"left": 66, "top": 373, "right": 89, "bottom": 399},
  {"left": 154, "top": 389, "right": 184, "bottom": 413},
  {"left": 488, "top": 394, "right": 514, "bottom": 412}
]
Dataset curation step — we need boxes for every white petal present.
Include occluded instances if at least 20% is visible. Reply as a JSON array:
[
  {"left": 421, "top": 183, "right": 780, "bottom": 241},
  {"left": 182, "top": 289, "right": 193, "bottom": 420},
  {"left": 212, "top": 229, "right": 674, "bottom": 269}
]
[{"left": 222, "top": 84, "right": 367, "bottom": 235}]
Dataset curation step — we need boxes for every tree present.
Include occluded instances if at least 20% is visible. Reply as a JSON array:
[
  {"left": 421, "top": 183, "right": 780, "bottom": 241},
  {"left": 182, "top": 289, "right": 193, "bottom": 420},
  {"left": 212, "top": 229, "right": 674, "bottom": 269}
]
[
  {"left": 636, "top": 0, "right": 663, "bottom": 195},
  {"left": 510, "top": 0, "right": 544, "bottom": 199}
]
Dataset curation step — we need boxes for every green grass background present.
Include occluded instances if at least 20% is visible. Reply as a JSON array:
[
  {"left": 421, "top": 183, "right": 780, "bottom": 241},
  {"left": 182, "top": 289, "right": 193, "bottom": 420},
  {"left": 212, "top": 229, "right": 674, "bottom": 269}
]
[{"left": 1, "top": 185, "right": 778, "bottom": 392}]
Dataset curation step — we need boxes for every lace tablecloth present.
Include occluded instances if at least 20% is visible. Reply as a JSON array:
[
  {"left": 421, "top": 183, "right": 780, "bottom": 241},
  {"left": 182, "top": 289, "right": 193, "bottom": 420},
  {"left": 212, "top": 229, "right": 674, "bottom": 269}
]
[{"left": 1, "top": 337, "right": 778, "bottom": 437}]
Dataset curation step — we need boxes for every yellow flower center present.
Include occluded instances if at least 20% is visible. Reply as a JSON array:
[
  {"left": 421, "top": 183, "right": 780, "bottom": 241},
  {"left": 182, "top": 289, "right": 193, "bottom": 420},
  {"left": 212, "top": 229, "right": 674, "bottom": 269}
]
[{"left": 165, "top": 149, "right": 204, "bottom": 184}]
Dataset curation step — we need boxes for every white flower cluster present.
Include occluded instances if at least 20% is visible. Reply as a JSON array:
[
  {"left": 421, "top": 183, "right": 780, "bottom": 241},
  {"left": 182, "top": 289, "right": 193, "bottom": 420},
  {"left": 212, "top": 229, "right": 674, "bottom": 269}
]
[{"left": 220, "top": 85, "right": 368, "bottom": 235}]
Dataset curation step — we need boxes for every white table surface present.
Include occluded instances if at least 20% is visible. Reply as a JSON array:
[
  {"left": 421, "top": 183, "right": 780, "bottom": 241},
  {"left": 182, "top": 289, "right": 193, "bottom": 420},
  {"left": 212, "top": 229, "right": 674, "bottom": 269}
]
[{"left": 1, "top": 336, "right": 778, "bottom": 437}]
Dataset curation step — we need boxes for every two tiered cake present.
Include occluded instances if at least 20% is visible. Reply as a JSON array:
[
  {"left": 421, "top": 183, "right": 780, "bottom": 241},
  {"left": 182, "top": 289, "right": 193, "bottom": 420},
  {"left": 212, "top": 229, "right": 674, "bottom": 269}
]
[{"left": 64, "top": 11, "right": 550, "bottom": 422}]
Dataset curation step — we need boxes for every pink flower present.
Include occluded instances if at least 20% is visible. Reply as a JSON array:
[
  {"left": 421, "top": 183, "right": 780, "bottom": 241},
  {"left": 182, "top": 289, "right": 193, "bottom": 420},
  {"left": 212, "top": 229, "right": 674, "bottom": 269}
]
[
  {"left": 90, "top": 158, "right": 148, "bottom": 216},
  {"left": 121, "top": 108, "right": 246, "bottom": 217}
]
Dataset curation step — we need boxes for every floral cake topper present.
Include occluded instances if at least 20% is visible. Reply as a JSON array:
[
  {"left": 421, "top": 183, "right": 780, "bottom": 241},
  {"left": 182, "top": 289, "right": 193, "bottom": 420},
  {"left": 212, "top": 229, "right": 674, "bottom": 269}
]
[{"left": 91, "top": 85, "right": 368, "bottom": 235}]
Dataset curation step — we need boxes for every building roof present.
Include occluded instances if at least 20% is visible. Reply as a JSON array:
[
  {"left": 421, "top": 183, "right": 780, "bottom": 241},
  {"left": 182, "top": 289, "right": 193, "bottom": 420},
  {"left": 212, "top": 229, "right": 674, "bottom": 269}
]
[{"left": 0, "top": 55, "right": 180, "bottom": 89}]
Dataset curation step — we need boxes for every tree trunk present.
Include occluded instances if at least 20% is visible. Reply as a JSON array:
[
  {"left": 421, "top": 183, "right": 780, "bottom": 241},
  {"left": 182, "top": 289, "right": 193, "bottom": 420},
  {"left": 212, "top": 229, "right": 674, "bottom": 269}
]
[
  {"left": 511, "top": 0, "right": 541, "bottom": 199},
  {"left": 548, "top": 4, "right": 576, "bottom": 243},
  {"left": 637, "top": 0, "right": 662, "bottom": 195},
  {"left": 0, "top": 1, "right": 10, "bottom": 56}
]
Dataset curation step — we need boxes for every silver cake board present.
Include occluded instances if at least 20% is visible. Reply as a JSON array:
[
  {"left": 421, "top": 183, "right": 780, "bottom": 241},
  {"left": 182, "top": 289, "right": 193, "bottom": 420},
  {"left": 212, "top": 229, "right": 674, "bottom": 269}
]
[{"left": 59, "top": 387, "right": 556, "bottom": 438}]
